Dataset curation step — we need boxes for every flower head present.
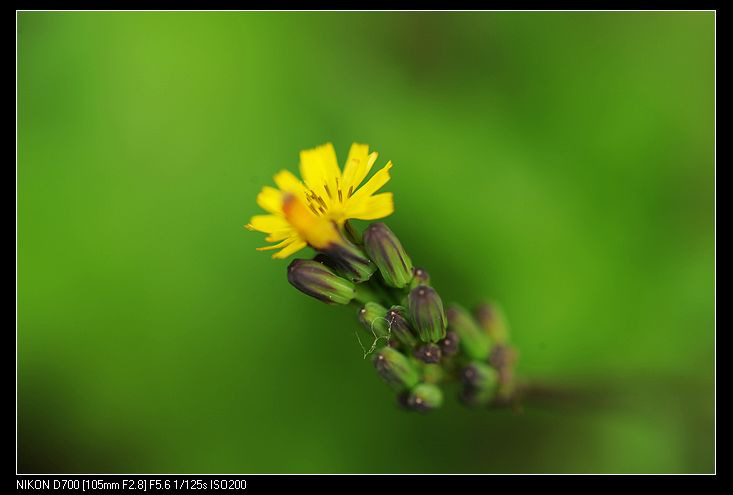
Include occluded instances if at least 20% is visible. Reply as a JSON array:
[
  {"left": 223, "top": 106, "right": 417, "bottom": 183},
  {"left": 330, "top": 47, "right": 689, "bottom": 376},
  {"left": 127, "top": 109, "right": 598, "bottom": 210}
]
[{"left": 246, "top": 143, "right": 394, "bottom": 259}]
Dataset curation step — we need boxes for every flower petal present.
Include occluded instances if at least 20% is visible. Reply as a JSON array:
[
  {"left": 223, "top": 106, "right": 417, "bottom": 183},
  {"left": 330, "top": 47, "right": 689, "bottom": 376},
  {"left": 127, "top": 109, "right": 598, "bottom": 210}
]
[
  {"left": 299, "top": 143, "right": 340, "bottom": 204},
  {"left": 341, "top": 144, "right": 376, "bottom": 193},
  {"left": 256, "top": 238, "right": 295, "bottom": 251},
  {"left": 348, "top": 160, "right": 392, "bottom": 204},
  {"left": 274, "top": 170, "right": 302, "bottom": 192},
  {"left": 265, "top": 229, "right": 294, "bottom": 242},
  {"left": 272, "top": 239, "right": 307, "bottom": 259},
  {"left": 256, "top": 186, "right": 284, "bottom": 214},
  {"left": 245, "top": 214, "right": 290, "bottom": 233},
  {"left": 345, "top": 192, "right": 394, "bottom": 220}
]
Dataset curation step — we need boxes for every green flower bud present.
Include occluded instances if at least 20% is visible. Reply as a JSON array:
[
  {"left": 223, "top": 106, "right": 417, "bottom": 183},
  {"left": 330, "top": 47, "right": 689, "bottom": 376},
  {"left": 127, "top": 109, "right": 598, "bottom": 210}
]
[
  {"left": 287, "top": 259, "right": 355, "bottom": 305},
  {"left": 363, "top": 223, "right": 413, "bottom": 288},
  {"left": 475, "top": 302, "right": 510, "bottom": 344},
  {"left": 461, "top": 361, "right": 498, "bottom": 389},
  {"left": 412, "top": 343, "right": 441, "bottom": 364},
  {"left": 489, "top": 344, "right": 518, "bottom": 373},
  {"left": 372, "top": 347, "right": 420, "bottom": 391},
  {"left": 460, "top": 361, "right": 499, "bottom": 407},
  {"left": 358, "top": 302, "right": 390, "bottom": 339},
  {"left": 446, "top": 304, "right": 491, "bottom": 360},
  {"left": 321, "top": 238, "right": 376, "bottom": 283},
  {"left": 409, "top": 267, "right": 430, "bottom": 289},
  {"left": 408, "top": 285, "right": 447, "bottom": 343},
  {"left": 386, "top": 305, "right": 419, "bottom": 347},
  {"left": 407, "top": 383, "right": 443, "bottom": 412}
]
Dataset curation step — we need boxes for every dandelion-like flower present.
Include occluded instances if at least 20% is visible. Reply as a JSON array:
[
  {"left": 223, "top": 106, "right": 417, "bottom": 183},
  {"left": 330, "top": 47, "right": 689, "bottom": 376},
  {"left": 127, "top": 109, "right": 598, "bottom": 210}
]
[
  {"left": 243, "top": 141, "right": 520, "bottom": 412},
  {"left": 246, "top": 143, "right": 394, "bottom": 259}
]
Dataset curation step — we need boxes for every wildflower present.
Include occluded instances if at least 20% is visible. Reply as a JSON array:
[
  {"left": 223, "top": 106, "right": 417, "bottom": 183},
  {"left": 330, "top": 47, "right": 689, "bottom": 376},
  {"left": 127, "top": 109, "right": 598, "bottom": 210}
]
[
  {"left": 246, "top": 143, "right": 394, "bottom": 259},
  {"left": 246, "top": 142, "right": 522, "bottom": 412}
]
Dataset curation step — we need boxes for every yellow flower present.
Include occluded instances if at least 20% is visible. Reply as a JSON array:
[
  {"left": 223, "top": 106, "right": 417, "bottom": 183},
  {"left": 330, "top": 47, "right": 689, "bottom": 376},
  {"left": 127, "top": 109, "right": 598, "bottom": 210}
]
[{"left": 246, "top": 143, "right": 394, "bottom": 259}]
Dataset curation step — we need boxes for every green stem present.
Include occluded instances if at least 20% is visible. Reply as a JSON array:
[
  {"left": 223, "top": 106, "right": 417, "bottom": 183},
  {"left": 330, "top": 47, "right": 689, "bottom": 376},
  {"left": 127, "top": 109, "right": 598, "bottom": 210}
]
[{"left": 353, "top": 282, "right": 384, "bottom": 305}]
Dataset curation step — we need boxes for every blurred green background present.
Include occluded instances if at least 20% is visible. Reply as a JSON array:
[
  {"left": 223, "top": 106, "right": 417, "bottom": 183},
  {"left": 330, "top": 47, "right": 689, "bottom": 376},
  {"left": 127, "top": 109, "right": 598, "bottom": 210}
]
[{"left": 17, "top": 11, "right": 714, "bottom": 473}]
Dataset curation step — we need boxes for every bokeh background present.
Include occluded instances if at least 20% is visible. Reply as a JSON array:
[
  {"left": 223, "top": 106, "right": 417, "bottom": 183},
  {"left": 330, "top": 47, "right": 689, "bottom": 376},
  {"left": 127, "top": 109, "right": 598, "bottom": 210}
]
[{"left": 18, "top": 11, "right": 715, "bottom": 473}]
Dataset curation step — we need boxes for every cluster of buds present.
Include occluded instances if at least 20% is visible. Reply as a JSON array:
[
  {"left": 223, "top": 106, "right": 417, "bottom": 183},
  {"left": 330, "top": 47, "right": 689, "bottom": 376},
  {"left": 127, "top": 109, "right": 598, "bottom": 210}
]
[{"left": 286, "top": 221, "right": 519, "bottom": 412}]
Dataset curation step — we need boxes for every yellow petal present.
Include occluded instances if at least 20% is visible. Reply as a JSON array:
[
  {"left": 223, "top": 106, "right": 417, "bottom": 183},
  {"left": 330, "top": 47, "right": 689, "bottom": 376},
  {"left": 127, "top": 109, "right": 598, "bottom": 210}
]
[
  {"left": 265, "top": 229, "right": 294, "bottom": 242},
  {"left": 299, "top": 143, "right": 340, "bottom": 204},
  {"left": 245, "top": 214, "right": 289, "bottom": 233},
  {"left": 272, "top": 239, "right": 307, "bottom": 259},
  {"left": 341, "top": 144, "right": 373, "bottom": 193},
  {"left": 256, "top": 238, "right": 295, "bottom": 251},
  {"left": 256, "top": 186, "right": 284, "bottom": 214},
  {"left": 274, "top": 170, "right": 305, "bottom": 195},
  {"left": 348, "top": 161, "right": 392, "bottom": 204},
  {"left": 345, "top": 192, "right": 394, "bottom": 220}
]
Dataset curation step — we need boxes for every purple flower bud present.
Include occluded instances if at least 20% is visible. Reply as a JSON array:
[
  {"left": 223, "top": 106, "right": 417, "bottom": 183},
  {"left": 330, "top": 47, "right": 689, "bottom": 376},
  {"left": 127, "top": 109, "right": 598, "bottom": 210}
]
[
  {"left": 438, "top": 331, "right": 460, "bottom": 357},
  {"left": 320, "top": 240, "right": 376, "bottom": 284},
  {"left": 363, "top": 223, "right": 413, "bottom": 288},
  {"left": 287, "top": 259, "right": 355, "bottom": 305},
  {"left": 386, "top": 305, "right": 419, "bottom": 347},
  {"left": 410, "top": 266, "right": 430, "bottom": 288},
  {"left": 408, "top": 285, "right": 447, "bottom": 343},
  {"left": 407, "top": 383, "right": 443, "bottom": 412},
  {"left": 372, "top": 347, "right": 420, "bottom": 391},
  {"left": 413, "top": 343, "right": 442, "bottom": 364}
]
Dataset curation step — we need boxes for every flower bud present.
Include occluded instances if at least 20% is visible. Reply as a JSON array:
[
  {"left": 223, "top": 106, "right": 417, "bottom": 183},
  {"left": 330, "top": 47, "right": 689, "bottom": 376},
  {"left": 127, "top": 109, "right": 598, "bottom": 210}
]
[
  {"left": 459, "top": 361, "right": 499, "bottom": 407},
  {"left": 438, "top": 331, "right": 460, "bottom": 357},
  {"left": 321, "top": 239, "right": 376, "bottom": 283},
  {"left": 386, "top": 305, "right": 419, "bottom": 347},
  {"left": 409, "top": 267, "right": 430, "bottom": 289},
  {"left": 409, "top": 285, "right": 447, "bottom": 343},
  {"left": 407, "top": 383, "right": 443, "bottom": 412},
  {"left": 475, "top": 302, "right": 510, "bottom": 344},
  {"left": 413, "top": 343, "right": 441, "bottom": 364},
  {"left": 286, "top": 259, "right": 355, "bottom": 305},
  {"left": 446, "top": 304, "right": 491, "bottom": 360},
  {"left": 489, "top": 344, "right": 518, "bottom": 372},
  {"left": 363, "top": 222, "right": 413, "bottom": 288},
  {"left": 461, "top": 361, "right": 498, "bottom": 389},
  {"left": 459, "top": 385, "right": 496, "bottom": 407},
  {"left": 358, "top": 302, "right": 390, "bottom": 339},
  {"left": 372, "top": 347, "right": 419, "bottom": 391},
  {"left": 489, "top": 344, "right": 518, "bottom": 394}
]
